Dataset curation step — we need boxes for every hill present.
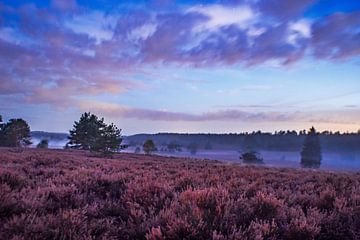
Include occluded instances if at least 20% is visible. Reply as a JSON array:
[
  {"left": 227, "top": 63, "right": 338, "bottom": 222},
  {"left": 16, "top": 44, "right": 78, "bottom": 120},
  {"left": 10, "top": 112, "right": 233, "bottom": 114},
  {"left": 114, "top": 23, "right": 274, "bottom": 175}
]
[{"left": 0, "top": 148, "right": 359, "bottom": 239}]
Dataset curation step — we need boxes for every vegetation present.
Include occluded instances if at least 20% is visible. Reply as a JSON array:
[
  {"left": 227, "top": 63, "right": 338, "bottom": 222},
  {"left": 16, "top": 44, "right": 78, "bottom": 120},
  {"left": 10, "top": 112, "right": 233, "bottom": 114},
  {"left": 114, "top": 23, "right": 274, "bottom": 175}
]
[
  {"left": 187, "top": 142, "right": 198, "bottom": 155},
  {"left": 36, "top": 139, "right": 49, "bottom": 149},
  {"left": 127, "top": 131, "right": 360, "bottom": 152},
  {"left": 0, "top": 115, "right": 4, "bottom": 131},
  {"left": 167, "top": 141, "right": 182, "bottom": 152},
  {"left": 143, "top": 139, "right": 156, "bottom": 155},
  {"left": 301, "top": 127, "right": 322, "bottom": 168},
  {"left": 0, "top": 148, "right": 359, "bottom": 239},
  {"left": 240, "top": 151, "right": 264, "bottom": 164},
  {"left": 67, "top": 112, "right": 122, "bottom": 155},
  {"left": 0, "top": 117, "right": 31, "bottom": 147}
]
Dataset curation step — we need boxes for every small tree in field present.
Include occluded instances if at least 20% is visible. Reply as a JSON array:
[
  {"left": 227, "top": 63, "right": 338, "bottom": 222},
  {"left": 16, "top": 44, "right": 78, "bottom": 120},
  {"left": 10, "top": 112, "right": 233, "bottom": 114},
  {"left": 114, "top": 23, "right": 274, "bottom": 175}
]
[
  {"left": 0, "top": 119, "right": 32, "bottom": 147},
  {"left": 37, "top": 139, "right": 49, "bottom": 149},
  {"left": 143, "top": 139, "right": 156, "bottom": 155},
  {"left": 301, "top": 127, "right": 322, "bottom": 168},
  {"left": 67, "top": 112, "right": 122, "bottom": 155}
]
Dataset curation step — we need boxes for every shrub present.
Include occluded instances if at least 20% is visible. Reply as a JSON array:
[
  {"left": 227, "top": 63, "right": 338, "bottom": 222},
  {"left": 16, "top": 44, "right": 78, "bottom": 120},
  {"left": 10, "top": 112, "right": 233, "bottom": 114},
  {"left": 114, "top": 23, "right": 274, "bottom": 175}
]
[
  {"left": 240, "top": 151, "right": 264, "bottom": 164},
  {"left": 37, "top": 139, "right": 49, "bottom": 149},
  {"left": 143, "top": 140, "right": 156, "bottom": 155}
]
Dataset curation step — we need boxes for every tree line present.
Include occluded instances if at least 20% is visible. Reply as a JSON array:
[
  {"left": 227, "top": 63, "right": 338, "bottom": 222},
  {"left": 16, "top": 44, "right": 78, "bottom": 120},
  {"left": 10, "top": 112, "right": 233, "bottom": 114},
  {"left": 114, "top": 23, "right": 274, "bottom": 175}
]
[
  {"left": 127, "top": 130, "right": 360, "bottom": 152},
  {"left": 0, "top": 113, "right": 327, "bottom": 168},
  {"left": 0, "top": 113, "right": 155, "bottom": 157}
]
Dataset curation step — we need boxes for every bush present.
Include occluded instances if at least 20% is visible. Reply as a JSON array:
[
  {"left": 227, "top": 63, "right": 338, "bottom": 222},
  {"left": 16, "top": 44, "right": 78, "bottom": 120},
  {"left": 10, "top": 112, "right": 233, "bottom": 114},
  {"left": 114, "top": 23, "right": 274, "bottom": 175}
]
[
  {"left": 240, "top": 151, "right": 264, "bottom": 164},
  {"left": 37, "top": 139, "right": 49, "bottom": 149},
  {"left": 143, "top": 140, "right": 156, "bottom": 155}
]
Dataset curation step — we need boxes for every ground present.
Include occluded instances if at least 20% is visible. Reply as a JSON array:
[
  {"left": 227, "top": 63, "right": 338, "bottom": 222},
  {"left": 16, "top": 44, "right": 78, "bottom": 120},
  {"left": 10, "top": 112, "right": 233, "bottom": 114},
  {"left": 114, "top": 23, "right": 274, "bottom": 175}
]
[{"left": 0, "top": 148, "right": 360, "bottom": 239}]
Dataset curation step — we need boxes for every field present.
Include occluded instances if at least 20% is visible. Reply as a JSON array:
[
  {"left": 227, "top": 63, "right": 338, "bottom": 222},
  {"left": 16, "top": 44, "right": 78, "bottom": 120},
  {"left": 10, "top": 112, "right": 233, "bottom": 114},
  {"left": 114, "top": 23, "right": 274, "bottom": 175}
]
[{"left": 1, "top": 148, "right": 360, "bottom": 239}]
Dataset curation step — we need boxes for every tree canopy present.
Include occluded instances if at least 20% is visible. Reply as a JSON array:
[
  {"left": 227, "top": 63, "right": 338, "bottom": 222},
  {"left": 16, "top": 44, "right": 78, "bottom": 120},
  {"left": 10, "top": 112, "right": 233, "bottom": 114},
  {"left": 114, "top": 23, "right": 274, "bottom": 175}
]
[
  {"left": 301, "top": 127, "right": 322, "bottom": 168},
  {"left": 143, "top": 139, "right": 156, "bottom": 155},
  {"left": 0, "top": 118, "right": 32, "bottom": 147},
  {"left": 67, "top": 112, "right": 122, "bottom": 155},
  {"left": 37, "top": 139, "right": 49, "bottom": 149}
]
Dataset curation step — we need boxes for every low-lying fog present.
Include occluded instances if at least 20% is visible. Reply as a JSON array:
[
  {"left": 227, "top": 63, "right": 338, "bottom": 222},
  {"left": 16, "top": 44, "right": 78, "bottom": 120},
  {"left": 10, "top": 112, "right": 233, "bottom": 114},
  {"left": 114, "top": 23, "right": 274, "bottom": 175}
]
[
  {"left": 123, "top": 147, "right": 360, "bottom": 171},
  {"left": 31, "top": 138, "right": 360, "bottom": 172}
]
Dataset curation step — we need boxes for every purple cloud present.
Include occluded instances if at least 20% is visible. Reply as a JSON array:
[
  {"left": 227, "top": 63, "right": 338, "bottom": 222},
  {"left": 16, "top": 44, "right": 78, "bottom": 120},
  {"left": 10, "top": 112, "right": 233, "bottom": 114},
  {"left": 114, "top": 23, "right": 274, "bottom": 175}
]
[
  {"left": 312, "top": 12, "right": 360, "bottom": 59},
  {"left": 0, "top": 1, "right": 359, "bottom": 112},
  {"left": 76, "top": 101, "right": 360, "bottom": 126}
]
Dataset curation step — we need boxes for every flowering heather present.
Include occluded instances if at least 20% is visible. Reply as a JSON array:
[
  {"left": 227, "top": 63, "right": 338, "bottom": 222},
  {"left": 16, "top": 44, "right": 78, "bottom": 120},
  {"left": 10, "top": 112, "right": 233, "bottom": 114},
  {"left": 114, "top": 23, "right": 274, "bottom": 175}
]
[{"left": 0, "top": 148, "right": 360, "bottom": 239}]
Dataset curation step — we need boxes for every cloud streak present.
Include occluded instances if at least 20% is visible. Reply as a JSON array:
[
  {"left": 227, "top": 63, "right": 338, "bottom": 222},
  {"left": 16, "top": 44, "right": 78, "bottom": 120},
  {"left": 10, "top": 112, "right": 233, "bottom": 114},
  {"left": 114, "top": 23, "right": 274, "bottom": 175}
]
[{"left": 77, "top": 101, "right": 360, "bottom": 126}]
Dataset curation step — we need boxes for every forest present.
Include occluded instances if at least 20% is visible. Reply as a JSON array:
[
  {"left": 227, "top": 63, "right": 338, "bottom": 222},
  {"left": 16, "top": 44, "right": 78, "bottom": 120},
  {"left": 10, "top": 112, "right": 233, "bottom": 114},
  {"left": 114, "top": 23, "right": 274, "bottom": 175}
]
[{"left": 126, "top": 131, "right": 360, "bottom": 152}]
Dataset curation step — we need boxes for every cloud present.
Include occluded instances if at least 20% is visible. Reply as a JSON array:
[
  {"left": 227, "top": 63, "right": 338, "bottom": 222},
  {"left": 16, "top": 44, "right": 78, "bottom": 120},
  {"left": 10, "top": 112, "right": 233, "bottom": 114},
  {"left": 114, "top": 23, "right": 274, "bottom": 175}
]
[
  {"left": 311, "top": 12, "right": 360, "bottom": 59},
  {"left": 76, "top": 101, "right": 360, "bottom": 126},
  {"left": 188, "top": 4, "right": 256, "bottom": 31},
  {"left": 65, "top": 11, "right": 118, "bottom": 43},
  {"left": 76, "top": 100, "right": 292, "bottom": 122},
  {"left": 0, "top": 1, "right": 359, "bottom": 112},
  {"left": 258, "top": 0, "right": 317, "bottom": 20}
]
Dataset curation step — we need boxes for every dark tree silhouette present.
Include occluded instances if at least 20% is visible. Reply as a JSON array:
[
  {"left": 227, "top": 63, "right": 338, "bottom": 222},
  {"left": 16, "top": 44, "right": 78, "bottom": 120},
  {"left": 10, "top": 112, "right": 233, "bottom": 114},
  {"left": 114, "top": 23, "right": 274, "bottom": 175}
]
[
  {"left": 143, "top": 139, "right": 156, "bottom": 155},
  {"left": 0, "top": 119, "right": 32, "bottom": 147},
  {"left": 301, "top": 127, "right": 322, "bottom": 168},
  {"left": 67, "top": 112, "right": 122, "bottom": 155},
  {"left": 99, "top": 123, "right": 122, "bottom": 154},
  {"left": 240, "top": 151, "right": 264, "bottom": 164},
  {"left": 0, "top": 115, "right": 4, "bottom": 130},
  {"left": 37, "top": 139, "right": 49, "bottom": 149},
  {"left": 0, "top": 115, "right": 4, "bottom": 145}
]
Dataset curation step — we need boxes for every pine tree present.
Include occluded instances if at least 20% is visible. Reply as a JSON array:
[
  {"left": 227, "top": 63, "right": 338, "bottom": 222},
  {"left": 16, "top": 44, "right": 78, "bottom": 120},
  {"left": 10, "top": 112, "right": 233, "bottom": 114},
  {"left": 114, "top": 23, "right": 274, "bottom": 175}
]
[
  {"left": 67, "top": 112, "right": 122, "bottom": 155},
  {"left": 98, "top": 123, "right": 122, "bottom": 154},
  {"left": 301, "top": 127, "right": 322, "bottom": 168},
  {"left": 1, "top": 119, "right": 32, "bottom": 147}
]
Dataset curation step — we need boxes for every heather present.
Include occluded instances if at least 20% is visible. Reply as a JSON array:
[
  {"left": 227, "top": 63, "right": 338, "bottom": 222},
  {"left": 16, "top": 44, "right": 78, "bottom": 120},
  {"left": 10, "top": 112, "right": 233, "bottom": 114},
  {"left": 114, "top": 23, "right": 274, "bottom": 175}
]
[{"left": 0, "top": 148, "right": 360, "bottom": 239}]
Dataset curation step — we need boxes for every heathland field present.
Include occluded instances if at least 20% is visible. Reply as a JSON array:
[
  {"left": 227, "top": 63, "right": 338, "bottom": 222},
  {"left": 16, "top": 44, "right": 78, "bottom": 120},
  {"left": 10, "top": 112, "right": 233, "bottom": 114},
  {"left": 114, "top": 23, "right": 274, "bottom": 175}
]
[{"left": 0, "top": 148, "right": 360, "bottom": 239}]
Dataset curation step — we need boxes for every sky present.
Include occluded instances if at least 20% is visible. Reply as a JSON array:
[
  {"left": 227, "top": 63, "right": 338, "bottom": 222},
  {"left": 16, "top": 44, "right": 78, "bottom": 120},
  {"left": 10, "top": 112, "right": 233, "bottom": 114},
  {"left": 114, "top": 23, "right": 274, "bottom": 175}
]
[{"left": 0, "top": 0, "right": 359, "bottom": 134}]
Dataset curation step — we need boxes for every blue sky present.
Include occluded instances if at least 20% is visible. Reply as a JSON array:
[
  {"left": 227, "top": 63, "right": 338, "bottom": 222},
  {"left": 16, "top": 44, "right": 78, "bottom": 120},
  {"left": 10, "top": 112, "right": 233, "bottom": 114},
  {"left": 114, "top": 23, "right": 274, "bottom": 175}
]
[{"left": 0, "top": 0, "right": 359, "bottom": 134}]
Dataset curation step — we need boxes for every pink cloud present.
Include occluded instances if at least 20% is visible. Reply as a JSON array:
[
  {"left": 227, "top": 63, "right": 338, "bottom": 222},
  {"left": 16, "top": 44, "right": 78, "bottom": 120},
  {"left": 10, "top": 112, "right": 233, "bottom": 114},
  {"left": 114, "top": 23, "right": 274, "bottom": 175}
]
[{"left": 76, "top": 101, "right": 360, "bottom": 125}]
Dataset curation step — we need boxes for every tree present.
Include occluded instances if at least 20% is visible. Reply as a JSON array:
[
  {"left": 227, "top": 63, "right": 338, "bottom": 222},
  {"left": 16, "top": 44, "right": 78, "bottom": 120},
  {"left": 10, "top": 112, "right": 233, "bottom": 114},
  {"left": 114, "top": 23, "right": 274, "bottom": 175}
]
[
  {"left": 240, "top": 151, "right": 264, "bottom": 164},
  {"left": 97, "top": 123, "right": 122, "bottom": 154},
  {"left": 67, "top": 112, "right": 122, "bottom": 155},
  {"left": 1, "top": 119, "right": 32, "bottom": 147},
  {"left": 301, "top": 127, "right": 322, "bottom": 168},
  {"left": 143, "top": 139, "right": 156, "bottom": 155},
  {"left": 0, "top": 115, "right": 4, "bottom": 145},
  {"left": 37, "top": 139, "right": 49, "bottom": 149},
  {"left": 0, "top": 115, "right": 4, "bottom": 131},
  {"left": 167, "top": 141, "right": 181, "bottom": 152}
]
